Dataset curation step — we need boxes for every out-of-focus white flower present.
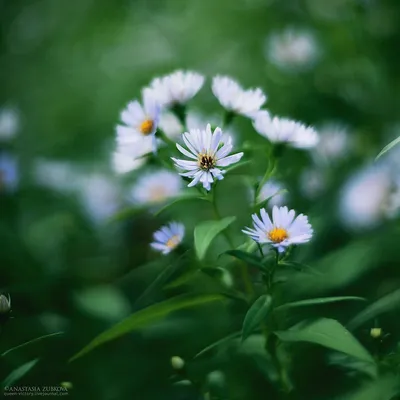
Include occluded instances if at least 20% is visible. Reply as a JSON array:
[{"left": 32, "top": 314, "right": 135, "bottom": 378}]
[
  {"left": 212, "top": 76, "right": 266, "bottom": 117},
  {"left": 111, "top": 145, "right": 149, "bottom": 175},
  {"left": 314, "top": 123, "right": 352, "bottom": 164},
  {"left": 300, "top": 168, "right": 326, "bottom": 199},
  {"left": 116, "top": 89, "right": 161, "bottom": 152},
  {"left": 0, "top": 107, "right": 19, "bottom": 140},
  {"left": 151, "top": 222, "right": 185, "bottom": 255},
  {"left": 158, "top": 111, "right": 183, "bottom": 140},
  {"left": 384, "top": 183, "right": 400, "bottom": 219},
  {"left": 130, "top": 170, "right": 182, "bottom": 205},
  {"left": 148, "top": 70, "right": 204, "bottom": 107},
  {"left": 266, "top": 28, "right": 319, "bottom": 71},
  {"left": 339, "top": 165, "right": 393, "bottom": 230},
  {"left": 0, "top": 153, "right": 18, "bottom": 192},
  {"left": 172, "top": 124, "right": 243, "bottom": 191},
  {"left": 257, "top": 179, "right": 286, "bottom": 207},
  {"left": 253, "top": 111, "right": 319, "bottom": 149},
  {"left": 243, "top": 206, "right": 313, "bottom": 253},
  {"left": 77, "top": 174, "right": 121, "bottom": 224}
]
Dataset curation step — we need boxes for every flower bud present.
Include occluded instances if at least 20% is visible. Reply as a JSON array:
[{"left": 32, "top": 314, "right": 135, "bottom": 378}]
[
  {"left": 171, "top": 356, "right": 185, "bottom": 370},
  {"left": 370, "top": 328, "right": 382, "bottom": 339},
  {"left": 60, "top": 382, "right": 73, "bottom": 390},
  {"left": 0, "top": 294, "right": 11, "bottom": 314}
]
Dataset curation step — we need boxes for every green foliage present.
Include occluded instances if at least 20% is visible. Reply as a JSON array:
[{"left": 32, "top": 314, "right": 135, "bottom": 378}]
[
  {"left": 2, "top": 359, "right": 39, "bottom": 388},
  {"left": 242, "top": 295, "right": 272, "bottom": 341},
  {"left": 376, "top": 135, "right": 400, "bottom": 160}
]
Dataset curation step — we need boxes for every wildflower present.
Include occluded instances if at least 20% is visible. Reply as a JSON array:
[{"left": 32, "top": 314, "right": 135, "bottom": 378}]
[
  {"left": 151, "top": 222, "right": 185, "bottom": 254},
  {"left": 111, "top": 150, "right": 147, "bottom": 174},
  {"left": 158, "top": 111, "right": 183, "bottom": 140},
  {"left": 117, "top": 89, "right": 160, "bottom": 152},
  {"left": 130, "top": 170, "right": 182, "bottom": 205},
  {"left": 257, "top": 179, "right": 286, "bottom": 207},
  {"left": 0, "top": 107, "right": 19, "bottom": 140},
  {"left": 243, "top": 206, "right": 313, "bottom": 253},
  {"left": 253, "top": 111, "right": 319, "bottom": 149},
  {"left": 339, "top": 165, "right": 393, "bottom": 230},
  {"left": 212, "top": 76, "right": 266, "bottom": 117},
  {"left": 172, "top": 124, "right": 243, "bottom": 191},
  {"left": 0, "top": 153, "right": 18, "bottom": 192},
  {"left": 266, "top": 28, "right": 319, "bottom": 71},
  {"left": 148, "top": 70, "right": 205, "bottom": 107}
]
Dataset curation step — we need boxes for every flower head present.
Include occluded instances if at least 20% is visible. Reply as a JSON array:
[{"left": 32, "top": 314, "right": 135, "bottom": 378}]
[
  {"left": 172, "top": 124, "right": 243, "bottom": 191},
  {"left": 253, "top": 112, "right": 319, "bottom": 149},
  {"left": 151, "top": 222, "right": 185, "bottom": 254},
  {"left": 130, "top": 170, "right": 182, "bottom": 205},
  {"left": 148, "top": 70, "right": 204, "bottom": 107},
  {"left": 266, "top": 28, "right": 319, "bottom": 71},
  {"left": 0, "top": 107, "right": 19, "bottom": 140},
  {"left": 243, "top": 206, "right": 313, "bottom": 253},
  {"left": 117, "top": 89, "right": 160, "bottom": 152},
  {"left": 212, "top": 76, "right": 266, "bottom": 117}
]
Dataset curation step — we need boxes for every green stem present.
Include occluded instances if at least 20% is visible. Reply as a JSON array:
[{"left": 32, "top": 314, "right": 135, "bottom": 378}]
[
  {"left": 156, "top": 128, "right": 176, "bottom": 148},
  {"left": 254, "top": 148, "right": 277, "bottom": 205}
]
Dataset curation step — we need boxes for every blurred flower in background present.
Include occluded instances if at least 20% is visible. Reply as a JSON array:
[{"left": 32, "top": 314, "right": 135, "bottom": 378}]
[
  {"left": 130, "top": 170, "right": 182, "bottom": 205},
  {"left": 0, "top": 106, "right": 19, "bottom": 140},
  {"left": 265, "top": 27, "right": 320, "bottom": 72},
  {"left": 0, "top": 153, "right": 18, "bottom": 192},
  {"left": 257, "top": 179, "right": 287, "bottom": 207},
  {"left": 150, "top": 221, "right": 185, "bottom": 255},
  {"left": 299, "top": 168, "right": 326, "bottom": 199}
]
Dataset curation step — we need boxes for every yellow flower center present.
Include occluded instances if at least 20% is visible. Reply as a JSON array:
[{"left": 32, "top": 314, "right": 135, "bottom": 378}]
[
  {"left": 166, "top": 235, "right": 180, "bottom": 249},
  {"left": 268, "top": 227, "right": 288, "bottom": 243},
  {"left": 139, "top": 119, "right": 154, "bottom": 135},
  {"left": 198, "top": 154, "right": 216, "bottom": 171}
]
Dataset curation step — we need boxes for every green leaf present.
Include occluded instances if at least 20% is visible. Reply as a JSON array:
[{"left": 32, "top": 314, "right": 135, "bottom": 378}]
[
  {"left": 348, "top": 288, "right": 400, "bottom": 330},
  {"left": 275, "top": 296, "right": 366, "bottom": 312},
  {"left": 275, "top": 318, "right": 375, "bottom": 365},
  {"left": 194, "top": 216, "right": 236, "bottom": 260},
  {"left": 223, "top": 250, "right": 265, "bottom": 270},
  {"left": 2, "top": 359, "right": 39, "bottom": 388},
  {"left": 69, "top": 294, "right": 224, "bottom": 362},
  {"left": 193, "top": 331, "right": 241, "bottom": 359},
  {"left": 154, "top": 195, "right": 209, "bottom": 216},
  {"left": 1, "top": 332, "right": 63, "bottom": 358},
  {"left": 376, "top": 136, "right": 400, "bottom": 160},
  {"left": 224, "top": 160, "right": 252, "bottom": 174},
  {"left": 242, "top": 295, "right": 272, "bottom": 342},
  {"left": 109, "top": 206, "right": 147, "bottom": 222}
]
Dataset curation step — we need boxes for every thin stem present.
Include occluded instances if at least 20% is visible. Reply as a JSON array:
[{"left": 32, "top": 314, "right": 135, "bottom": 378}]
[{"left": 257, "top": 243, "right": 264, "bottom": 257}]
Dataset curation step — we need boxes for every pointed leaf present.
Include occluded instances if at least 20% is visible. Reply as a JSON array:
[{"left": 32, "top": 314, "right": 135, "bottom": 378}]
[
  {"left": 2, "top": 359, "right": 39, "bottom": 388},
  {"left": 348, "top": 288, "right": 400, "bottom": 330},
  {"left": 155, "top": 195, "right": 209, "bottom": 216},
  {"left": 194, "top": 216, "right": 236, "bottom": 260},
  {"left": 194, "top": 331, "right": 241, "bottom": 359},
  {"left": 376, "top": 136, "right": 400, "bottom": 160},
  {"left": 69, "top": 294, "right": 224, "bottom": 362},
  {"left": 242, "top": 295, "right": 272, "bottom": 342},
  {"left": 224, "top": 250, "right": 265, "bottom": 270},
  {"left": 275, "top": 297, "right": 366, "bottom": 312},
  {"left": 275, "top": 318, "right": 375, "bottom": 365}
]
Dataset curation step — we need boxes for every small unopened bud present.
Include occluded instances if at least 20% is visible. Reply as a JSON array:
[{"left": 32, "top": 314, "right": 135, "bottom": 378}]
[
  {"left": 370, "top": 328, "right": 382, "bottom": 339},
  {"left": 0, "top": 294, "right": 11, "bottom": 314},
  {"left": 171, "top": 356, "right": 185, "bottom": 370},
  {"left": 60, "top": 382, "right": 73, "bottom": 390}
]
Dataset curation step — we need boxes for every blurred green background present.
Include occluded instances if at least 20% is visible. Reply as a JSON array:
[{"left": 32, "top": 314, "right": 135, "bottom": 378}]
[{"left": 1, "top": 0, "right": 400, "bottom": 399}]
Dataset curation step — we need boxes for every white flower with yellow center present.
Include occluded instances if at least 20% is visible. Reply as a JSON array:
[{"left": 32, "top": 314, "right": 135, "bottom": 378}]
[
  {"left": 171, "top": 124, "right": 244, "bottom": 191},
  {"left": 266, "top": 28, "right": 319, "bottom": 71},
  {"left": 130, "top": 170, "right": 182, "bottom": 205},
  {"left": 117, "top": 89, "right": 160, "bottom": 152},
  {"left": 243, "top": 206, "right": 313, "bottom": 253},
  {"left": 212, "top": 76, "right": 267, "bottom": 117},
  {"left": 148, "top": 70, "right": 205, "bottom": 107},
  {"left": 151, "top": 222, "right": 185, "bottom": 254},
  {"left": 253, "top": 111, "right": 319, "bottom": 149}
]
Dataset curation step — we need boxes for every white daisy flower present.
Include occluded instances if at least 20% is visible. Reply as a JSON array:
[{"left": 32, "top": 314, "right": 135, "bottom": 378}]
[
  {"left": 151, "top": 222, "right": 185, "bottom": 255},
  {"left": 130, "top": 170, "right": 182, "bottom": 205},
  {"left": 148, "top": 70, "right": 205, "bottom": 107},
  {"left": 212, "top": 76, "right": 266, "bottom": 117},
  {"left": 339, "top": 165, "right": 393, "bottom": 230},
  {"left": 171, "top": 123, "right": 244, "bottom": 191},
  {"left": 253, "top": 111, "right": 319, "bottom": 149},
  {"left": 243, "top": 206, "right": 313, "bottom": 253},
  {"left": 111, "top": 151, "right": 146, "bottom": 174},
  {"left": 314, "top": 123, "right": 352, "bottom": 164},
  {"left": 257, "top": 179, "right": 286, "bottom": 207},
  {"left": 117, "top": 89, "right": 161, "bottom": 151},
  {"left": 0, "top": 153, "right": 18, "bottom": 192},
  {"left": 266, "top": 28, "right": 319, "bottom": 71},
  {"left": 0, "top": 107, "right": 19, "bottom": 140}
]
